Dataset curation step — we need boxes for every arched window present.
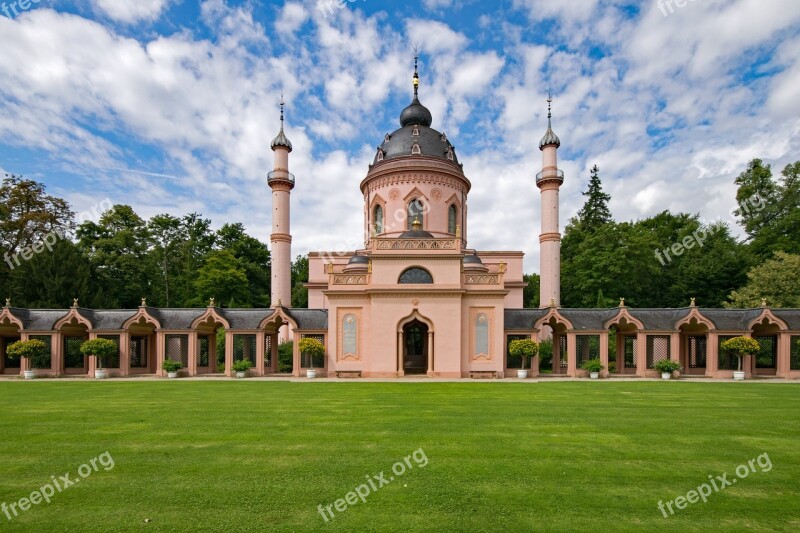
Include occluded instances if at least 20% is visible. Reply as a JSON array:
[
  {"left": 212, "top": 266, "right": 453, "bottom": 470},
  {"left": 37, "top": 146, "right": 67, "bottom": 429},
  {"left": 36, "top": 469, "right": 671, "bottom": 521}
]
[
  {"left": 475, "top": 314, "right": 489, "bottom": 356},
  {"left": 448, "top": 204, "right": 457, "bottom": 234},
  {"left": 407, "top": 199, "right": 424, "bottom": 229},
  {"left": 373, "top": 205, "right": 384, "bottom": 235},
  {"left": 399, "top": 268, "right": 433, "bottom": 284}
]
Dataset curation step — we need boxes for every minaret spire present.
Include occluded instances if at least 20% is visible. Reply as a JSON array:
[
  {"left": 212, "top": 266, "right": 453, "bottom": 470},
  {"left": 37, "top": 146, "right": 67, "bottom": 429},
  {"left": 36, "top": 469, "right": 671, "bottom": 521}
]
[{"left": 413, "top": 53, "right": 420, "bottom": 100}]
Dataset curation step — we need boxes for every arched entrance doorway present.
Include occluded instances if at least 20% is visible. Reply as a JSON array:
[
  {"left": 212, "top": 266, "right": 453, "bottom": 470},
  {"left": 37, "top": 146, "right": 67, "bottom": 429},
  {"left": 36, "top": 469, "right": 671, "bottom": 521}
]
[{"left": 403, "top": 320, "right": 428, "bottom": 375}]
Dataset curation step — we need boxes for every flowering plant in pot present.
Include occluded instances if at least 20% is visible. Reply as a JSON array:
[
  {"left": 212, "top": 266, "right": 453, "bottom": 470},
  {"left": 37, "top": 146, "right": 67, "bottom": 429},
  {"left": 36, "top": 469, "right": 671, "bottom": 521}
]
[
  {"left": 581, "top": 358, "right": 604, "bottom": 379},
  {"left": 5, "top": 339, "right": 48, "bottom": 380},
  {"left": 232, "top": 359, "right": 253, "bottom": 378},
  {"left": 80, "top": 338, "right": 118, "bottom": 379},
  {"left": 720, "top": 336, "right": 760, "bottom": 381},
  {"left": 654, "top": 359, "right": 682, "bottom": 380},
  {"left": 508, "top": 339, "right": 539, "bottom": 379},
  {"left": 162, "top": 359, "right": 183, "bottom": 378}
]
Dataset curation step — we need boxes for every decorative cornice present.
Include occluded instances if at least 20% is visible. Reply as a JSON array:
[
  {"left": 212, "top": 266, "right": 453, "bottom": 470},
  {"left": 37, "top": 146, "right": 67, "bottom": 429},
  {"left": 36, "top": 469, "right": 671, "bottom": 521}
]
[
  {"left": 362, "top": 173, "right": 469, "bottom": 195},
  {"left": 539, "top": 232, "right": 561, "bottom": 243}
]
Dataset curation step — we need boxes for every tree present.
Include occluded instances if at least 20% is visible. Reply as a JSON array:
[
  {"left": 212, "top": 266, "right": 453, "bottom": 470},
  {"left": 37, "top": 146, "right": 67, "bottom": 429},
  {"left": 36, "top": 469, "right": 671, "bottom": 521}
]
[
  {"left": 726, "top": 252, "right": 800, "bottom": 308},
  {"left": 576, "top": 165, "right": 612, "bottom": 230},
  {"left": 217, "top": 223, "right": 270, "bottom": 307},
  {"left": 734, "top": 159, "right": 800, "bottom": 258},
  {"left": 76, "top": 205, "right": 154, "bottom": 308},
  {"left": 291, "top": 255, "right": 309, "bottom": 308},
  {"left": 0, "top": 174, "right": 74, "bottom": 254},
  {"left": 522, "top": 273, "right": 540, "bottom": 308},
  {"left": 192, "top": 250, "right": 250, "bottom": 307},
  {"left": 147, "top": 214, "right": 182, "bottom": 307},
  {"left": 9, "top": 239, "right": 92, "bottom": 308}
]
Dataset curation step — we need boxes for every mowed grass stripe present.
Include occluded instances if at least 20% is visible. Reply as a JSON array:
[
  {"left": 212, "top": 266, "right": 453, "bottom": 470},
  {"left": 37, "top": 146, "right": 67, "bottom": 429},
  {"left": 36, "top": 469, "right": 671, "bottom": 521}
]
[{"left": 0, "top": 382, "right": 798, "bottom": 532}]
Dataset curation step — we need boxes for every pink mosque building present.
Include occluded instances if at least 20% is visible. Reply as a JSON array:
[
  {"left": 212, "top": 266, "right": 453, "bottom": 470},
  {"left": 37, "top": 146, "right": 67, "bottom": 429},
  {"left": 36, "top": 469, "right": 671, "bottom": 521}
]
[{"left": 1, "top": 61, "right": 799, "bottom": 380}]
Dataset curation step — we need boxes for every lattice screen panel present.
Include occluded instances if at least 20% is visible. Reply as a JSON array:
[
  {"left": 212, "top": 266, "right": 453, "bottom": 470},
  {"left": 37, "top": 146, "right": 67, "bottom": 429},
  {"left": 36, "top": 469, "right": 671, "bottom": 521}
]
[
  {"left": 233, "top": 335, "right": 257, "bottom": 366},
  {"left": 63, "top": 336, "right": 85, "bottom": 369},
  {"left": 198, "top": 336, "right": 210, "bottom": 368},
  {"left": 624, "top": 336, "right": 637, "bottom": 369},
  {"left": 717, "top": 335, "right": 737, "bottom": 370},
  {"left": 265, "top": 335, "right": 272, "bottom": 368},
  {"left": 130, "top": 337, "right": 148, "bottom": 368},
  {"left": 754, "top": 336, "right": 777, "bottom": 369},
  {"left": 646, "top": 335, "right": 670, "bottom": 369},
  {"left": 576, "top": 335, "right": 600, "bottom": 367},
  {"left": 791, "top": 336, "right": 800, "bottom": 371},
  {"left": 165, "top": 335, "right": 189, "bottom": 367},
  {"left": 97, "top": 335, "right": 121, "bottom": 368},
  {"left": 688, "top": 336, "right": 707, "bottom": 368},
  {"left": 29, "top": 335, "right": 53, "bottom": 369}
]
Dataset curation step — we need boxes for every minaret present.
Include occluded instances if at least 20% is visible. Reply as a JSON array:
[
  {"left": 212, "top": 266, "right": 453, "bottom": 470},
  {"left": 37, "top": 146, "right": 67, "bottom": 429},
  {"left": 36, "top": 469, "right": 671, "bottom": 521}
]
[
  {"left": 537, "top": 95, "right": 563, "bottom": 307},
  {"left": 269, "top": 98, "right": 294, "bottom": 336}
]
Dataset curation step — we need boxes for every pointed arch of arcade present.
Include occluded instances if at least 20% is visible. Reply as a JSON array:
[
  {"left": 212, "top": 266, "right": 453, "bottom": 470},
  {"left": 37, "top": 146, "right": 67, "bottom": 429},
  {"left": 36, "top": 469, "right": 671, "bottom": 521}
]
[
  {"left": 674, "top": 310, "right": 716, "bottom": 376},
  {"left": 0, "top": 309, "right": 24, "bottom": 376},
  {"left": 604, "top": 308, "right": 646, "bottom": 376},
  {"left": 186, "top": 308, "right": 231, "bottom": 377},
  {"left": 397, "top": 310, "right": 435, "bottom": 376},
  {"left": 535, "top": 309, "right": 573, "bottom": 375},
  {"left": 259, "top": 308, "right": 300, "bottom": 376},
  {"left": 118, "top": 309, "right": 162, "bottom": 377},
  {"left": 747, "top": 310, "right": 789, "bottom": 377},
  {"left": 53, "top": 309, "right": 94, "bottom": 377}
]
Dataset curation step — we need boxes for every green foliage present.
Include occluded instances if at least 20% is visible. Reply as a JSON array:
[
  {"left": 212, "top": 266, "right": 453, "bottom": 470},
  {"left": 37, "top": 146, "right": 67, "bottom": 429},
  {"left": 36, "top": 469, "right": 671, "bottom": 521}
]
[
  {"left": 291, "top": 255, "right": 309, "bottom": 308},
  {"left": 522, "top": 273, "right": 540, "bottom": 308},
  {"left": 278, "top": 341, "right": 293, "bottom": 373},
  {"left": 79, "top": 338, "right": 118, "bottom": 369},
  {"left": 720, "top": 337, "right": 760, "bottom": 360},
  {"left": 9, "top": 239, "right": 92, "bottom": 308},
  {"left": 162, "top": 359, "right": 183, "bottom": 372},
  {"left": 191, "top": 250, "right": 250, "bottom": 307},
  {"left": 5, "top": 339, "right": 48, "bottom": 361},
  {"left": 734, "top": 160, "right": 800, "bottom": 259},
  {"left": 299, "top": 337, "right": 325, "bottom": 368},
  {"left": 581, "top": 358, "right": 604, "bottom": 373},
  {"left": 232, "top": 359, "right": 253, "bottom": 373},
  {"left": 653, "top": 359, "right": 682, "bottom": 373},
  {"left": 538, "top": 339, "right": 553, "bottom": 372},
  {"left": 726, "top": 252, "right": 800, "bottom": 308},
  {"left": 508, "top": 339, "right": 539, "bottom": 370},
  {"left": 576, "top": 165, "right": 612, "bottom": 229}
]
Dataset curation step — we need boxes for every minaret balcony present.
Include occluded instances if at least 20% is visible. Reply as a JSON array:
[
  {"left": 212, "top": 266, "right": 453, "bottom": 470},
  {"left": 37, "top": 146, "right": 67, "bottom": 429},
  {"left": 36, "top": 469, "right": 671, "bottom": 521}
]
[
  {"left": 268, "top": 171, "right": 295, "bottom": 185},
  {"left": 536, "top": 168, "right": 564, "bottom": 185}
]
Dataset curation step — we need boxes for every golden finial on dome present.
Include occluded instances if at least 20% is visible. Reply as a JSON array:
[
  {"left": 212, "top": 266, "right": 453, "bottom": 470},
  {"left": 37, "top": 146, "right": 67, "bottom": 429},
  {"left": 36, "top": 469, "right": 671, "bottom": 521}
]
[{"left": 412, "top": 216, "right": 422, "bottom": 231}]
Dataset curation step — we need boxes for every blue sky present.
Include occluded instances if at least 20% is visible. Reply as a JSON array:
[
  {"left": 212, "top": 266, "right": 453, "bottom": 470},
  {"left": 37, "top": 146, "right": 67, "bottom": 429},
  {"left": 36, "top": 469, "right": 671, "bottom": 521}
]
[{"left": 1, "top": 0, "right": 799, "bottom": 273}]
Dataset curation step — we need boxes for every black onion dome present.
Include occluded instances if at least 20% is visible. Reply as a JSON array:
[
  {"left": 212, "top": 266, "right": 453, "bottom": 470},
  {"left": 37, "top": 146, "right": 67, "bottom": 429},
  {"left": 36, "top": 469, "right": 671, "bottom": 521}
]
[
  {"left": 463, "top": 253, "right": 484, "bottom": 265},
  {"left": 399, "top": 98, "right": 433, "bottom": 128},
  {"left": 347, "top": 255, "right": 370, "bottom": 266}
]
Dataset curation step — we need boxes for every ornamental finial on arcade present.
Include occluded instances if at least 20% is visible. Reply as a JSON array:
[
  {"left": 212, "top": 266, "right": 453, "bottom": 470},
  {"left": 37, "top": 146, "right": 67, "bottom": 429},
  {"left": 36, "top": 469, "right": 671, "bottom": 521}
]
[
  {"left": 690, "top": 297, "right": 696, "bottom": 307},
  {"left": 761, "top": 297, "right": 767, "bottom": 308},
  {"left": 4, "top": 297, "right": 9, "bottom": 308},
  {"left": 209, "top": 297, "right": 216, "bottom": 308},
  {"left": 619, "top": 298, "right": 625, "bottom": 307},
  {"left": 72, "top": 298, "right": 79, "bottom": 308}
]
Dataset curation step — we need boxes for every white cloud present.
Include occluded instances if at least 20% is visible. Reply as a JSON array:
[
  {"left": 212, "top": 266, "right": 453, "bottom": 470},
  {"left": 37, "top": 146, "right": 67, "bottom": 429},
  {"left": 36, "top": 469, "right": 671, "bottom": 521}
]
[{"left": 92, "top": 0, "right": 172, "bottom": 23}]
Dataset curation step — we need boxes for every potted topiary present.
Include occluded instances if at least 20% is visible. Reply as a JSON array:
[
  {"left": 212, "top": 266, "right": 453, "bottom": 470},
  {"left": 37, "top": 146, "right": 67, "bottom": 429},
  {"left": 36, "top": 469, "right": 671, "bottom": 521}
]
[
  {"left": 581, "top": 358, "right": 604, "bottom": 379},
  {"left": 299, "top": 338, "right": 325, "bottom": 379},
  {"left": 233, "top": 359, "right": 252, "bottom": 378},
  {"left": 720, "top": 336, "right": 760, "bottom": 381},
  {"left": 6, "top": 339, "right": 48, "bottom": 380},
  {"left": 654, "top": 359, "right": 682, "bottom": 380},
  {"left": 508, "top": 339, "right": 539, "bottom": 379},
  {"left": 162, "top": 359, "right": 182, "bottom": 379},
  {"left": 80, "top": 338, "right": 118, "bottom": 379}
]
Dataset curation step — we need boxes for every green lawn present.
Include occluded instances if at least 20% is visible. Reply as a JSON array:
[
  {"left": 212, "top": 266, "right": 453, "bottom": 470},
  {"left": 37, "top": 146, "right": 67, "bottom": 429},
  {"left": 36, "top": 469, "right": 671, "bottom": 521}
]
[{"left": 0, "top": 382, "right": 798, "bottom": 532}]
